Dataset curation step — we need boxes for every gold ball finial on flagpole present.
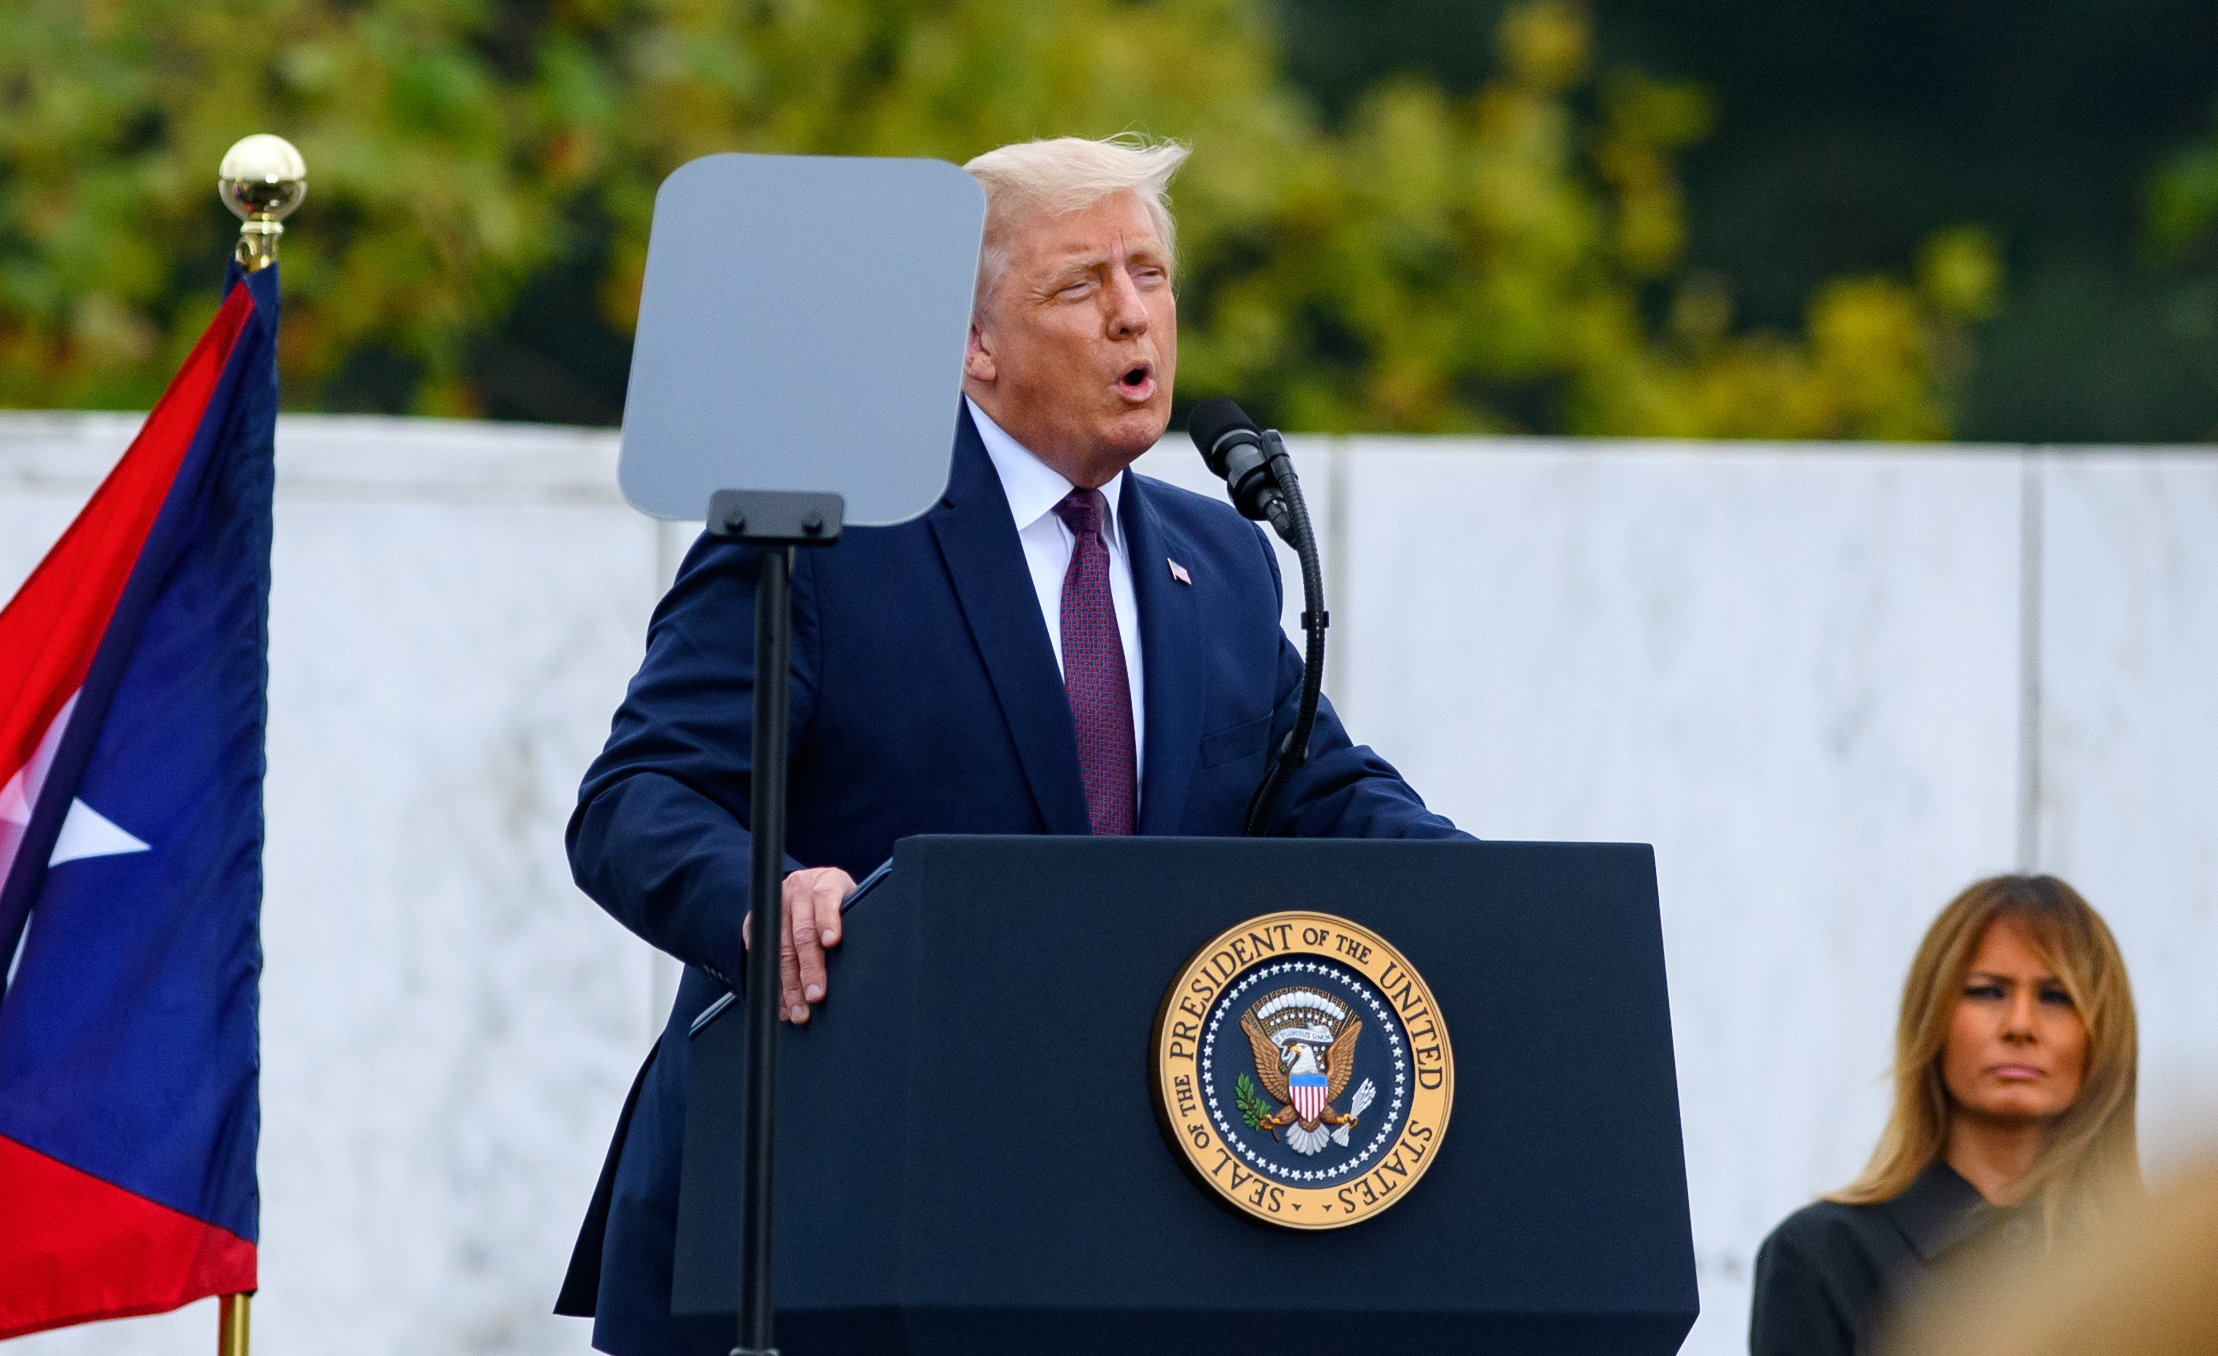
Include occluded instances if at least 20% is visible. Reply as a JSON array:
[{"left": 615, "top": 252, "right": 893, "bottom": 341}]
[{"left": 218, "top": 135, "right": 306, "bottom": 273}]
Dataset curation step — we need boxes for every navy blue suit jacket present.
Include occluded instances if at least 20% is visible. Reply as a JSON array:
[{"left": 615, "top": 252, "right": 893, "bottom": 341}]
[{"left": 563, "top": 406, "right": 1461, "bottom": 1355}]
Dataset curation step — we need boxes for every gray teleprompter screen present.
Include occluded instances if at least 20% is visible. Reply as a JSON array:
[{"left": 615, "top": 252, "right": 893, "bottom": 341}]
[{"left": 618, "top": 154, "right": 985, "bottom": 525}]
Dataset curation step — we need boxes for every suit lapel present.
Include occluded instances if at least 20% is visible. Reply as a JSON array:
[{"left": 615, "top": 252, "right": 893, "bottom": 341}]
[
  {"left": 1124, "top": 474, "right": 1206, "bottom": 835},
  {"left": 927, "top": 406, "right": 1093, "bottom": 835}
]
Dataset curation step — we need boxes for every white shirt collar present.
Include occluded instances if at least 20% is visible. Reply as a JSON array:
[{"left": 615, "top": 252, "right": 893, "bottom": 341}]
[{"left": 967, "top": 397, "right": 1125, "bottom": 544}]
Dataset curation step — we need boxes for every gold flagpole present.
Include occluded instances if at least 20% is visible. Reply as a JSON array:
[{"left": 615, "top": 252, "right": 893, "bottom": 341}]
[
  {"left": 217, "top": 1293, "right": 252, "bottom": 1356},
  {"left": 209, "top": 132, "right": 298, "bottom": 1356}
]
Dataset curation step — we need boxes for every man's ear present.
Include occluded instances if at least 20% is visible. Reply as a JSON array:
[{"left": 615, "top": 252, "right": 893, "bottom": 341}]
[{"left": 964, "top": 319, "right": 997, "bottom": 384}]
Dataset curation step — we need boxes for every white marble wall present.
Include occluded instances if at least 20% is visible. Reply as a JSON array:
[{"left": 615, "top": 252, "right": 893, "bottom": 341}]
[
  {"left": 1325, "top": 439, "right": 2030, "bottom": 1353},
  {"left": 2034, "top": 452, "right": 2218, "bottom": 1168},
  {"left": 3, "top": 415, "right": 2215, "bottom": 1356}
]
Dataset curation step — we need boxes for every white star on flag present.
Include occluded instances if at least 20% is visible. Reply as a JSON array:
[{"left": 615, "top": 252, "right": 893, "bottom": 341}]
[
  {"left": 0, "top": 688, "right": 151, "bottom": 878},
  {"left": 48, "top": 798, "right": 151, "bottom": 866}
]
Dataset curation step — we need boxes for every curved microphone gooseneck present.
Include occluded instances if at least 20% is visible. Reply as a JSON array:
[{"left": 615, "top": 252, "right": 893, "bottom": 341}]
[{"left": 1187, "top": 398, "right": 1327, "bottom": 836}]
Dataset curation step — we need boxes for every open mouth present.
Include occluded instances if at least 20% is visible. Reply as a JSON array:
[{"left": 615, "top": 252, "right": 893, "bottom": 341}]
[{"left": 1117, "top": 363, "right": 1155, "bottom": 398}]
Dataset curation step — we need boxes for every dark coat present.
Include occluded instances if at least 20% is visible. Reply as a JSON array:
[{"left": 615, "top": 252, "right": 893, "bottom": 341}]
[
  {"left": 559, "top": 406, "right": 1464, "bottom": 1356},
  {"left": 1749, "top": 1158, "right": 2029, "bottom": 1356}
]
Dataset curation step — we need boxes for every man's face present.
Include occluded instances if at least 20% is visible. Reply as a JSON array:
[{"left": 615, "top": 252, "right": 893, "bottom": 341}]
[{"left": 963, "top": 192, "right": 1177, "bottom": 489}]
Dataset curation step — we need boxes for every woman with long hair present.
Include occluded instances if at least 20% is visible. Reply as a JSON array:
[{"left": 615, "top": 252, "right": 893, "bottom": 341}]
[{"left": 1748, "top": 874, "right": 2139, "bottom": 1356}]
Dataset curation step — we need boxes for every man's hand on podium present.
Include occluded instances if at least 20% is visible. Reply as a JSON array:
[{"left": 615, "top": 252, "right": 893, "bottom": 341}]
[{"left": 741, "top": 866, "right": 853, "bottom": 1024}]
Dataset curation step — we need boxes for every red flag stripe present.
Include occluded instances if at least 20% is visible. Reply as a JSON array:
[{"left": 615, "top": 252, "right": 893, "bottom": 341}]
[
  {"left": 0, "top": 1134, "right": 255, "bottom": 1341},
  {"left": 0, "top": 281, "right": 256, "bottom": 792}
]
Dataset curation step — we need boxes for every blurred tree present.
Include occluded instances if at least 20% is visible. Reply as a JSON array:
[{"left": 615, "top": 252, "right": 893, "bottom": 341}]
[
  {"left": 1174, "top": 2, "right": 1996, "bottom": 436},
  {"left": 1278, "top": 0, "right": 2218, "bottom": 444},
  {"left": 0, "top": 0, "right": 573, "bottom": 413},
  {"left": 2150, "top": 102, "right": 2218, "bottom": 436},
  {"left": 2151, "top": 112, "right": 2218, "bottom": 253},
  {"left": 0, "top": 0, "right": 1992, "bottom": 437}
]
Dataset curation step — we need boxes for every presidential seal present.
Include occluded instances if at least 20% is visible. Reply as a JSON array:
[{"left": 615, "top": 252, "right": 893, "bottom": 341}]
[{"left": 1151, "top": 912, "right": 1453, "bottom": 1229}]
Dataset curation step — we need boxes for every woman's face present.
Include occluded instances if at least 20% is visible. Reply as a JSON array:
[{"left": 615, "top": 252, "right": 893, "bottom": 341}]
[{"left": 1941, "top": 916, "right": 2089, "bottom": 1124}]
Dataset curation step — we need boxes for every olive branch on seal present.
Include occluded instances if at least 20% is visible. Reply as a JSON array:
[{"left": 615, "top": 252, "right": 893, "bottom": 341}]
[{"left": 1235, "top": 1073, "right": 1274, "bottom": 1135}]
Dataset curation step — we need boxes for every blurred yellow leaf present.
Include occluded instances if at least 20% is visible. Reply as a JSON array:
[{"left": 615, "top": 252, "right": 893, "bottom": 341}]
[{"left": 1919, "top": 225, "right": 2004, "bottom": 322}]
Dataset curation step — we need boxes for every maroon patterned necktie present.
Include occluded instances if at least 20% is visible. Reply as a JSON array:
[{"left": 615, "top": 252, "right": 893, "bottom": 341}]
[{"left": 1053, "top": 488, "right": 1136, "bottom": 835}]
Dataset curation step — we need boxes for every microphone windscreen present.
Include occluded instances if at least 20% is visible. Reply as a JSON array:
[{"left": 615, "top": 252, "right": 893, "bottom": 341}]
[{"left": 1186, "top": 397, "right": 1258, "bottom": 464}]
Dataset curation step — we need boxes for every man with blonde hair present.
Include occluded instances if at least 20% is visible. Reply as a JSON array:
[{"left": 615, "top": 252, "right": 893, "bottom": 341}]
[{"left": 559, "top": 135, "right": 1463, "bottom": 1356}]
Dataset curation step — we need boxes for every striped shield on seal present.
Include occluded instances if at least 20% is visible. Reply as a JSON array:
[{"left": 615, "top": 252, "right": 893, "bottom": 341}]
[{"left": 1290, "top": 1071, "right": 1328, "bottom": 1124}]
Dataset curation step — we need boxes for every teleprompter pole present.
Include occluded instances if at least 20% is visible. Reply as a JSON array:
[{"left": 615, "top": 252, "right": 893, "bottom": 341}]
[
  {"left": 706, "top": 488, "right": 844, "bottom": 1356},
  {"left": 737, "top": 542, "right": 789, "bottom": 1355}
]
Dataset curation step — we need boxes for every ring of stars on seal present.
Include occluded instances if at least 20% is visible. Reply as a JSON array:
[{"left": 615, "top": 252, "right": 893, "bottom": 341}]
[{"left": 1151, "top": 911, "right": 1455, "bottom": 1230}]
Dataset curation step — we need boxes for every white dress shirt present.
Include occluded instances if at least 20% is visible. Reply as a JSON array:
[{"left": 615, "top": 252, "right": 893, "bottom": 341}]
[{"left": 967, "top": 397, "right": 1146, "bottom": 787}]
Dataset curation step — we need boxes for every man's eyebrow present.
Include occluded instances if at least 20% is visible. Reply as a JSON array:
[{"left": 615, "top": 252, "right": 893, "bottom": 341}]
[
  {"left": 1042, "top": 255, "right": 1110, "bottom": 281},
  {"left": 1039, "top": 241, "right": 1171, "bottom": 280}
]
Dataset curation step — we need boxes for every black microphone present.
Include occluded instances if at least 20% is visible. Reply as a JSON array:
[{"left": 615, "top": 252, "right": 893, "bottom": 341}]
[
  {"left": 1187, "top": 396, "right": 1330, "bottom": 836},
  {"left": 1188, "top": 397, "right": 1297, "bottom": 545}
]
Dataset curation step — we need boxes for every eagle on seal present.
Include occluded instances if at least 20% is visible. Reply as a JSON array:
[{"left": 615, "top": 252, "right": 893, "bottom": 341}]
[{"left": 1240, "top": 998, "right": 1366, "bottom": 1156}]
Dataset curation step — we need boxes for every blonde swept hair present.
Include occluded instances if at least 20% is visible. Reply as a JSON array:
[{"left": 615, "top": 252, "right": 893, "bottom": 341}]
[
  {"left": 1833, "top": 875, "right": 2140, "bottom": 1224},
  {"left": 961, "top": 134, "right": 1191, "bottom": 308}
]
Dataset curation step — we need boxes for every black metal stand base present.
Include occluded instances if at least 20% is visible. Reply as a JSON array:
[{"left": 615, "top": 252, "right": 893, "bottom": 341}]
[{"left": 708, "top": 489, "right": 844, "bottom": 1356}]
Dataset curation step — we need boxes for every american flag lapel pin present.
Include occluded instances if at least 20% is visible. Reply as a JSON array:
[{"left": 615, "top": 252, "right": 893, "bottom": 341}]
[{"left": 1167, "top": 557, "right": 1192, "bottom": 586}]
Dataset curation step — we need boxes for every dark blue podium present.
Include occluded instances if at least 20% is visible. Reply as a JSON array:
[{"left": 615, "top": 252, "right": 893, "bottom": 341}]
[{"left": 675, "top": 836, "right": 1696, "bottom": 1354}]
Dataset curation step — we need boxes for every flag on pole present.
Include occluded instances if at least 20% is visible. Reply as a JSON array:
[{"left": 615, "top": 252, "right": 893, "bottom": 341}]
[{"left": 0, "top": 261, "right": 278, "bottom": 1339}]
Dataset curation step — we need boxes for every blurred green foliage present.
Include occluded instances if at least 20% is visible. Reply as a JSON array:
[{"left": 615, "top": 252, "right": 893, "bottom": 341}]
[
  {"left": 2149, "top": 103, "right": 2218, "bottom": 258},
  {"left": 2151, "top": 100, "right": 2218, "bottom": 335},
  {"left": 2147, "top": 100, "right": 2218, "bottom": 431},
  {"left": 0, "top": 0, "right": 1999, "bottom": 437},
  {"left": 1287, "top": 0, "right": 2218, "bottom": 445}
]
